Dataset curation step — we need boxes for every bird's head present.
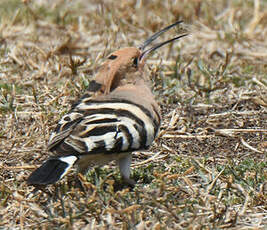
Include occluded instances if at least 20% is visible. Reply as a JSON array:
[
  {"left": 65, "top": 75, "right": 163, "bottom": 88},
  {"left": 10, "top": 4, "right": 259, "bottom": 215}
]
[{"left": 90, "top": 21, "right": 187, "bottom": 94}]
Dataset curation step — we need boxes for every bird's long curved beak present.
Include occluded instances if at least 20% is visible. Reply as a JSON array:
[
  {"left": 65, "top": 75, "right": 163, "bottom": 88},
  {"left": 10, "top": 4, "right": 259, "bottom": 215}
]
[
  {"left": 140, "top": 20, "right": 184, "bottom": 50},
  {"left": 139, "top": 21, "right": 188, "bottom": 62},
  {"left": 140, "top": 34, "right": 188, "bottom": 61}
]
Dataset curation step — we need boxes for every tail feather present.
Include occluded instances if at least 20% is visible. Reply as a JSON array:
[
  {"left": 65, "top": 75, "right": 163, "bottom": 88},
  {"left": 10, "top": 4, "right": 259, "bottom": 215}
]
[{"left": 27, "top": 156, "right": 77, "bottom": 185}]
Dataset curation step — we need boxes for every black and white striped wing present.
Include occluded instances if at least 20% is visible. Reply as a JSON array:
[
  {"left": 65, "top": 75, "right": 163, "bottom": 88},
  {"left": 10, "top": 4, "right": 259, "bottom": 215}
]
[{"left": 48, "top": 97, "right": 160, "bottom": 156}]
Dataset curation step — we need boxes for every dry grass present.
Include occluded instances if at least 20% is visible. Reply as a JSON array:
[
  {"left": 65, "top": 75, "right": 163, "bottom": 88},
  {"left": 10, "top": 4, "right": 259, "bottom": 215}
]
[{"left": 0, "top": 0, "right": 266, "bottom": 229}]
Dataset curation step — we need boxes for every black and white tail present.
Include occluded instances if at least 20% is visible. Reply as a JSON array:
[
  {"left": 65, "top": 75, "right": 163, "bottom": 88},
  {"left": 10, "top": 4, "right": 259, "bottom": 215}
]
[{"left": 27, "top": 156, "right": 77, "bottom": 185}]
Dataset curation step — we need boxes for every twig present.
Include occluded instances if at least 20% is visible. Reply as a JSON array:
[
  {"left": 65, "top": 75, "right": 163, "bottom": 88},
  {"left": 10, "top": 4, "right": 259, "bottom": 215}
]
[
  {"left": 162, "top": 134, "right": 213, "bottom": 139},
  {"left": 0, "top": 165, "right": 37, "bottom": 170},
  {"left": 209, "top": 110, "right": 261, "bottom": 117},
  {"left": 132, "top": 151, "right": 167, "bottom": 167},
  {"left": 215, "top": 129, "right": 267, "bottom": 137},
  {"left": 252, "top": 77, "right": 267, "bottom": 90},
  {"left": 206, "top": 167, "right": 225, "bottom": 194},
  {"left": 240, "top": 137, "right": 264, "bottom": 154}
]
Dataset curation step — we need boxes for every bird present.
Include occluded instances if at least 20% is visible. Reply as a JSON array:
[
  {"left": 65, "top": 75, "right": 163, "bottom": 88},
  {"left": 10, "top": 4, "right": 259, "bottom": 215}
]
[{"left": 27, "top": 21, "right": 187, "bottom": 187}]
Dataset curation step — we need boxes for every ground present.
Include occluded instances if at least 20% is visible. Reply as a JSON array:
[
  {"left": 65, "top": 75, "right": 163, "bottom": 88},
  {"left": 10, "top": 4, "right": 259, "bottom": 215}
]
[{"left": 0, "top": 0, "right": 266, "bottom": 229}]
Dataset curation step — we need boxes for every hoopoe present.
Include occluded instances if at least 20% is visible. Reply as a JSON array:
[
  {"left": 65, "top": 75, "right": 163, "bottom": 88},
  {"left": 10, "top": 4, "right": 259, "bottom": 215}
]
[{"left": 27, "top": 21, "right": 187, "bottom": 186}]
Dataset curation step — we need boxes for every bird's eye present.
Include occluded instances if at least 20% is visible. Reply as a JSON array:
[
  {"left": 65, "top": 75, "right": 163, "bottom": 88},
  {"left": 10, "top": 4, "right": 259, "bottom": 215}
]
[
  {"left": 108, "top": 54, "right": 117, "bottom": 60},
  {"left": 133, "top": 57, "right": 138, "bottom": 67}
]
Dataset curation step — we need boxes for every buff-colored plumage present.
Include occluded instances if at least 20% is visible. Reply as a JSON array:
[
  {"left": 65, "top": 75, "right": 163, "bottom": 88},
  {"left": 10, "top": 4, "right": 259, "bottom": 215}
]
[{"left": 27, "top": 21, "right": 187, "bottom": 187}]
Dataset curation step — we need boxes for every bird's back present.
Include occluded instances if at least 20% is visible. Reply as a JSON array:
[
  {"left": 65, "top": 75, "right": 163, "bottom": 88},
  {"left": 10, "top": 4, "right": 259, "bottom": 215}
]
[{"left": 48, "top": 82, "right": 161, "bottom": 159}]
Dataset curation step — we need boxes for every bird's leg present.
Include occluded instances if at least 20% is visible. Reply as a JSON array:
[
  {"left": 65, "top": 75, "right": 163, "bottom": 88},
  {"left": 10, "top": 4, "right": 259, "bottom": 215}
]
[{"left": 117, "top": 153, "right": 136, "bottom": 187}]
